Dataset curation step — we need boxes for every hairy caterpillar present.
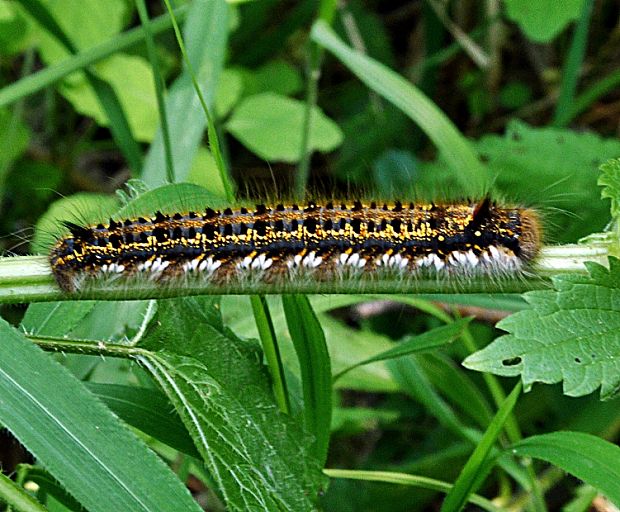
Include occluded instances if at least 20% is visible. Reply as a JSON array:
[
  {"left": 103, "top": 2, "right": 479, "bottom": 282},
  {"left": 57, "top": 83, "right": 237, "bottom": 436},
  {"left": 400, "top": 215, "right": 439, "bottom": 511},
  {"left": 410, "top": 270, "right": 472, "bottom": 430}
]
[{"left": 49, "top": 198, "right": 541, "bottom": 293}]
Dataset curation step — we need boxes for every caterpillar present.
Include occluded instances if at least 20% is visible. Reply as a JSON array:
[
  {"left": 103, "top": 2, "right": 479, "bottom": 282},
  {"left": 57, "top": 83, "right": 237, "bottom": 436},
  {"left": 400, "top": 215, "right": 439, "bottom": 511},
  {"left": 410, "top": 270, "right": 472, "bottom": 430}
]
[{"left": 49, "top": 198, "right": 541, "bottom": 293}]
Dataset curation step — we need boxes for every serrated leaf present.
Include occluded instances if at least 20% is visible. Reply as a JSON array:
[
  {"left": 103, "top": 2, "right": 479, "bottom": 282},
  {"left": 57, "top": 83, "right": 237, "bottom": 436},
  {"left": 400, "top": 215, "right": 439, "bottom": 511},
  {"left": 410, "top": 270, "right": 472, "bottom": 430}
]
[
  {"left": 0, "top": 317, "right": 202, "bottom": 512},
  {"left": 464, "top": 257, "right": 620, "bottom": 400},
  {"left": 599, "top": 157, "right": 620, "bottom": 219},
  {"left": 226, "top": 92, "right": 343, "bottom": 162},
  {"left": 510, "top": 432, "right": 620, "bottom": 505},
  {"left": 136, "top": 296, "right": 323, "bottom": 511},
  {"left": 504, "top": 0, "right": 585, "bottom": 42}
]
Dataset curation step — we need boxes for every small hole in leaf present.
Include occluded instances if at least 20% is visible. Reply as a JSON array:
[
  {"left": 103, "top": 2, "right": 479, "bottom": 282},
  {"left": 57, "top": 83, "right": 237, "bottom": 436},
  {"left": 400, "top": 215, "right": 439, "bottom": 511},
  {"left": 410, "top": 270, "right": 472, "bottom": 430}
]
[
  {"left": 502, "top": 357, "right": 522, "bottom": 367},
  {"left": 574, "top": 357, "right": 581, "bottom": 364},
  {"left": 591, "top": 354, "right": 596, "bottom": 359}
]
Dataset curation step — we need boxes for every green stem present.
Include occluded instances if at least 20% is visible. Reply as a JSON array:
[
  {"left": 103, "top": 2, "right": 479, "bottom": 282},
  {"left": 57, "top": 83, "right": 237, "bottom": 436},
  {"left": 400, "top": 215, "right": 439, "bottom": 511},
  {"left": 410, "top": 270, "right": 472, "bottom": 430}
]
[
  {"left": 135, "top": 0, "right": 175, "bottom": 183},
  {"left": 0, "top": 5, "right": 189, "bottom": 109},
  {"left": 29, "top": 335, "right": 143, "bottom": 358},
  {"left": 295, "top": 0, "right": 337, "bottom": 200},
  {"left": 552, "top": 0, "right": 594, "bottom": 127},
  {"left": 0, "top": 243, "right": 610, "bottom": 303},
  {"left": 162, "top": 0, "right": 235, "bottom": 203},
  {"left": 250, "top": 295, "right": 290, "bottom": 414},
  {"left": 323, "top": 469, "right": 503, "bottom": 512}
]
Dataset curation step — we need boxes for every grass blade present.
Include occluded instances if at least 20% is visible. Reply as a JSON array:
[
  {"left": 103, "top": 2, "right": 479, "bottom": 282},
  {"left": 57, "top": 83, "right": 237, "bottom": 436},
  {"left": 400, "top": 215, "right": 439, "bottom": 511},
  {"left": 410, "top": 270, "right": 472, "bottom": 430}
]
[
  {"left": 440, "top": 382, "right": 522, "bottom": 512},
  {"left": 0, "top": 6, "right": 189, "bottom": 109},
  {"left": 135, "top": 0, "right": 174, "bottom": 183},
  {"left": 310, "top": 19, "right": 487, "bottom": 195},
  {"left": 552, "top": 0, "right": 595, "bottom": 127},
  {"left": 0, "top": 317, "right": 201, "bottom": 512},
  {"left": 333, "top": 317, "right": 472, "bottom": 381},
  {"left": 251, "top": 295, "right": 291, "bottom": 413},
  {"left": 324, "top": 469, "right": 503, "bottom": 512},
  {"left": 142, "top": 0, "right": 228, "bottom": 188},
  {"left": 511, "top": 432, "right": 620, "bottom": 505},
  {"left": 160, "top": 0, "right": 235, "bottom": 201},
  {"left": 282, "top": 294, "right": 332, "bottom": 466}
]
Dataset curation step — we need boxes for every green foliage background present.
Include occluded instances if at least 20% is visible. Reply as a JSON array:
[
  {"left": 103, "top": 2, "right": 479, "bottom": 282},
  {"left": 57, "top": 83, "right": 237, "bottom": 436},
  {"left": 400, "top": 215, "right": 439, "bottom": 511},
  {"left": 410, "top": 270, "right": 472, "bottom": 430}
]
[{"left": 0, "top": 1, "right": 619, "bottom": 511}]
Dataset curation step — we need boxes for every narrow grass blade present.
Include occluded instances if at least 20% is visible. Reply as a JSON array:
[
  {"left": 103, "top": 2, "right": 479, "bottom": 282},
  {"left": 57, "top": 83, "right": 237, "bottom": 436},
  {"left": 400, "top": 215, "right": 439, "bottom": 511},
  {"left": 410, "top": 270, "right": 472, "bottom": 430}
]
[
  {"left": 0, "top": 318, "right": 201, "bottom": 512},
  {"left": 0, "top": 472, "right": 46, "bottom": 512},
  {"left": 511, "top": 432, "right": 620, "bottom": 506},
  {"left": 0, "top": 6, "right": 189, "bottom": 109},
  {"left": 251, "top": 295, "right": 290, "bottom": 413},
  {"left": 160, "top": 0, "right": 235, "bottom": 201},
  {"left": 135, "top": 0, "right": 174, "bottom": 183},
  {"left": 310, "top": 20, "right": 487, "bottom": 195},
  {"left": 16, "top": 0, "right": 143, "bottom": 173},
  {"left": 333, "top": 317, "right": 472, "bottom": 381},
  {"left": 552, "top": 0, "right": 595, "bottom": 127},
  {"left": 323, "top": 469, "right": 503, "bottom": 512},
  {"left": 440, "top": 382, "right": 522, "bottom": 512},
  {"left": 282, "top": 294, "right": 332, "bottom": 466},
  {"left": 143, "top": 0, "right": 228, "bottom": 188}
]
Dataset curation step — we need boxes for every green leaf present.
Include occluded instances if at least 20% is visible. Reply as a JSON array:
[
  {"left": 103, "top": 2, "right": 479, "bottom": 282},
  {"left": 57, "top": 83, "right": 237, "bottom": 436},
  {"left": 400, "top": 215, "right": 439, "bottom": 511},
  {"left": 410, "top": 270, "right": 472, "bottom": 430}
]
[
  {"left": 0, "top": 317, "right": 202, "bottom": 512},
  {"left": 464, "top": 257, "right": 620, "bottom": 400},
  {"left": 32, "top": 192, "right": 119, "bottom": 253},
  {"left": 240, "top": 60, "right": 303, "bottom": 97},
  {"left": 59, "top": 54, "right": 159, "bottom": 142},
  {"left": 474, "top": 120, "right": 620, "bottom": 242},
  {"left": 599, "top": 157, "right": 620, "bottom": 219},
  {"left": 85, "top": 383, "right": 199, "bottom": 459},
  {"left": 440, "top": 383, "right": 522, "bottom": 512},
  {"left": 0, "top": 471, "right": 46, "bottom": 512},
  {"left": 226, "top": 92, "right": 343, "bottom": 162},
  {"left": 142, "top": 0, "right": 229, "bottom": 187},
  {"left": 137, "top": 296, "right": 323, "bottom": 510},
  {"left": 282, "top": 295, "right": 333, "bottom": 466},
  {"left": 310, "top": 20, "right": 487, "bottom": 195},
  {"left": 504, "top": 0, "right": 585, "bottom": 42},
  {"left": 0, "top": 107, "right": 30, "bottom": 184},
  {"left": 333, "top": 317, "right": 472, "bottom": 381},
  {"left": 510, "top": 432, "right": 620, "bottom": 505}
]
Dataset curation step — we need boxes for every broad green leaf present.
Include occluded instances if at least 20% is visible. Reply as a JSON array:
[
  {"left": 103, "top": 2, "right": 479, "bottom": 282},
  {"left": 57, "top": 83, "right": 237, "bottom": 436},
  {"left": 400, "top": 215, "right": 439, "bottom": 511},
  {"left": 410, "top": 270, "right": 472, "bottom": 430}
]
[
  {"left": 599, "top": 157, "right": 620, "bottom": 219},
  {"left": 85, "top": 383, "right": 199, "bottom": 459},
  {"left": 32, "top": 192, "right": 119, "bottom": 252},
  {"left": 504, "top": 0, "right": 585, "bottom": 42},
  {"left": 226, "top": 92, "right": 343, "bottom": 162},
  {"left": 474, "top": 120, "right": 620, "bottom": 241},
  {"left": 0, "top": 1, "right": 34, "bottom": 55},
  {"left": 440, "top": 383, "right": 522, "bottom": 512},
  {"left": 215, "top": 67, "right": 244, "bottom": 118},
  {"left": 0, "top": 471, "right": 46, "bottom": 512},
  {"left": 0, "top": 107, "right": 30, "bottom": 185},
  {"left": 333, "top": 317, "right": 472, "bottom": 381},
  {"left": 0, "top": 317, "right": 202, "bottom": 512},
  {"left": 240, "top": 60, "right": 303, "bottom": 97},
  {"left": 59, "top": 54, "right": 158, "bottom": 141},
  {"left": 311, "top": 20, "right": 487, "bottom": 195},
  {"left": 510, "top": 432, "right": 620, "bottom": 505},
  {"left": 464, "top": 257, "right": 620, "bottom": 400},
  {"left": 186, "top": 147, "right": 227, "bottom": 198},
  {"left": 142, "top": 0, "right": 229, "bottom": 186},
  {"left": 282, "top": 295, "right": 332, "bottom": 465},
  {"left": 137, "top": 296, "right": 323, "bottom": 510}
]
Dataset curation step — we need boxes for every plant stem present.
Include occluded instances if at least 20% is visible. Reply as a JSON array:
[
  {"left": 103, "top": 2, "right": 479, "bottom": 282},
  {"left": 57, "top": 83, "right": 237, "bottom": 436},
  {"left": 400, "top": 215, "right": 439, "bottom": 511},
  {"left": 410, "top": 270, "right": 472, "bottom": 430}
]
[
  {"left": 250, "top": 295, "right": 290, "bottom": 414},
  {"left": 0, "top": 244, "right": 610, "bottom": 303},
  {"left": 295, "top": 0, "right": 337, "bottom": 200},
  {"left": 552, "top": 0, "right": 594, "bottom": 127}
]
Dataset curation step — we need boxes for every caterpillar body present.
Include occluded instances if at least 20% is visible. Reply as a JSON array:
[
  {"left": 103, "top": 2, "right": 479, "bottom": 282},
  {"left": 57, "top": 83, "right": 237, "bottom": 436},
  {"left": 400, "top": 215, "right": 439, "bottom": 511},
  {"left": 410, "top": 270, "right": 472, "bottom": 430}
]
[{"left": 49, "top": 199, "right": 541, "bottom": 293}]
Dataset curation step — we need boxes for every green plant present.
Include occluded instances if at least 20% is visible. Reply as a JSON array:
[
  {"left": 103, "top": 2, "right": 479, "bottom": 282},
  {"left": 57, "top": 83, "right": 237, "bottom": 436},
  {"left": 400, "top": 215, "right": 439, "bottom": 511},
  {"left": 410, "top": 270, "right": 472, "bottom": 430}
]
[{"left": 0, "top": 2, "right": 618, "bottom": 511}]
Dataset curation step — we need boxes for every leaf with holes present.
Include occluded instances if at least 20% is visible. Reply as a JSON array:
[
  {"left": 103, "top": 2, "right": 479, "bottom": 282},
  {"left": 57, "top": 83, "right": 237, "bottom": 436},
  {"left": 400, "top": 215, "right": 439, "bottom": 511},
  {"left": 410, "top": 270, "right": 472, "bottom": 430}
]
[{"left": 464, "top": 257, "right": 620, "bottom": 400}]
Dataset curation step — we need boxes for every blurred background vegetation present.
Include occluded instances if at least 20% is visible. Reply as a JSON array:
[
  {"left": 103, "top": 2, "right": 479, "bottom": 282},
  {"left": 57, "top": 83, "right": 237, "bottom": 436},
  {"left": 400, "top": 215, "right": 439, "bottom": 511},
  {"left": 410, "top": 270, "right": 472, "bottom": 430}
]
[{"left": 0, "top": 0, "right": 619, "bottom": 510}]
